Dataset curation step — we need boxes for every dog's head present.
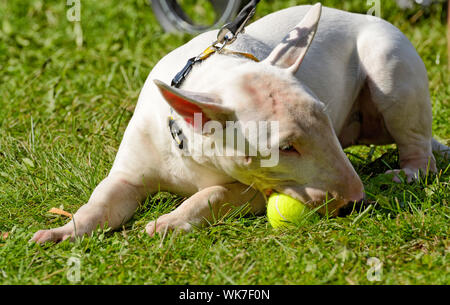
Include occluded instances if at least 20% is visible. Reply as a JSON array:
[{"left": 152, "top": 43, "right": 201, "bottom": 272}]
[{"left": 154, "top": 4, "right": 364, "bottom": 215}]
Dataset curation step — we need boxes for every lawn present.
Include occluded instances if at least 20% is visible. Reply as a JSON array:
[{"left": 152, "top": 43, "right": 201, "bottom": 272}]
[{"left": 0, "top": 0, "right": 448, "bottom": 285}]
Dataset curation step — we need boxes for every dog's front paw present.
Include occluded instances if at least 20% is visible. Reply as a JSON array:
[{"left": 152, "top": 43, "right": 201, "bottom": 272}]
[
  {"left": 145, "top": 213, "right": 193, "bottom": 237},
  {"left": 31, "top": 215, "right": 99, "bottom": 244},
  {"left": 31, "top": 226, "right": 75, "bottom": 244}
]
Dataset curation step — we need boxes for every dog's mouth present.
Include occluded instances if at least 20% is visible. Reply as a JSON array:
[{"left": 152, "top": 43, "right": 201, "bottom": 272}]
[
  {"left": 267, "top": 185, "right": 350, "bottom": 216},
  {"left": 264, "top": 189, "right": 274, "bottom": 197},
  {"left": 264, "top": 185, "right": 313, "bottom": 203}
]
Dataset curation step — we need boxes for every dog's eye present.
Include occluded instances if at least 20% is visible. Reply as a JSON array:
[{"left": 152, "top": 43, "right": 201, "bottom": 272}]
[{"left": 280, "top": 143, "right": 297, "bottom": 153}]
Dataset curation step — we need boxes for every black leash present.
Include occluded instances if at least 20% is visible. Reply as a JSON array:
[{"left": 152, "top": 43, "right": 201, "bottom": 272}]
[{"left": 171, "top": 0, "right": 261, "bottom": 88}]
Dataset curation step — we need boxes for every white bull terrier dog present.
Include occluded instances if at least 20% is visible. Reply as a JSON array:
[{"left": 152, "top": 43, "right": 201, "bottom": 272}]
[{"left": 32, "top": 3, "right": 449, "bottom": 243}]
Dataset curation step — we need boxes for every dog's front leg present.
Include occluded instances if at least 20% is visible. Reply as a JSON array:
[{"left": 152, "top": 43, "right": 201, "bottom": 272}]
[
  {"left": 31, "top": 173, "right": 146, "bottom": 243},
  {"left": 145, "top": 183, "right": 266, "bottom": 236}
]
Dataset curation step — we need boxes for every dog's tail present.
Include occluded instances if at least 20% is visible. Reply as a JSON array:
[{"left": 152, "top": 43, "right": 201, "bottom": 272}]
[{"left": 432, "top": 138, "right": 450, "bottom": 158}]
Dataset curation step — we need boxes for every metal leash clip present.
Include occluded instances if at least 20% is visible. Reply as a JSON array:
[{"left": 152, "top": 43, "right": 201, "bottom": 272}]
[{"left": 213, "top": 0, "right": 260, "bottom": 52}]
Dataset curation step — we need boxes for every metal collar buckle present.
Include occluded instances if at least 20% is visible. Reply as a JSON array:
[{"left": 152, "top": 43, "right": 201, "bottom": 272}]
[{"left": 168, "top": 116, "right": 187, "bottom": 150}]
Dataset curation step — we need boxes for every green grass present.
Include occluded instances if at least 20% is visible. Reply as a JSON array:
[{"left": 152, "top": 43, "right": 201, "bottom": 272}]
[{"left": 0, "top": 0, "right": 449, "bottom": 285}]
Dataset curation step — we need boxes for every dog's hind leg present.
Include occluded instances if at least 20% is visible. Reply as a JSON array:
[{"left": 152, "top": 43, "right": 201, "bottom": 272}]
[
  {"left": 432, "top": 138, "right": 450, "bottom": 158},
  {"left": 357, "top": 22, "right": 437, "bottom": 182}
]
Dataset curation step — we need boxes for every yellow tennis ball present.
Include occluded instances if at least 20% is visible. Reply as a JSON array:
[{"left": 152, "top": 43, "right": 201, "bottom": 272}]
[{"left": 267, "top": 193, "right": 310, "bottom": 228}]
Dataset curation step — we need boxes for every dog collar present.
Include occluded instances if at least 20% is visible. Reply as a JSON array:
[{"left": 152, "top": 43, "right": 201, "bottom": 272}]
[
  {"left": 169, "top": 0, "right": 261, "bottom": 150},
  {"left": 171, "top": 46, "right": 259, "bottom": 88}
]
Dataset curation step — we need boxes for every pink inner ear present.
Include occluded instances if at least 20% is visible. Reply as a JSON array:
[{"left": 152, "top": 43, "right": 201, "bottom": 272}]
[{"left": 159, "top": 87, "right": 209, "bottom": 126}]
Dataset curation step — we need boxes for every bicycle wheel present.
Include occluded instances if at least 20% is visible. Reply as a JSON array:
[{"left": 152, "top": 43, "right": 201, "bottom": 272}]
[{"left": 150, "top": 0, "right": 242, "bottom": 34}]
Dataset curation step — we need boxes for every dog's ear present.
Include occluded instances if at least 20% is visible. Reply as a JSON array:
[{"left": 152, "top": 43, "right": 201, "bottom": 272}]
[
  {"left": 263, "top": 3, "right": 322, "bottom": 74},
  {"left": 154, "top": 79, "right": 232, "bottom": 127}
]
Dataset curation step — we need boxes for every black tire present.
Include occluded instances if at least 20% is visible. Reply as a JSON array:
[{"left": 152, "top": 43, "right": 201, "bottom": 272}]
[{"left": 150, "top": 0, "right": 242, "bottom": 34}]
